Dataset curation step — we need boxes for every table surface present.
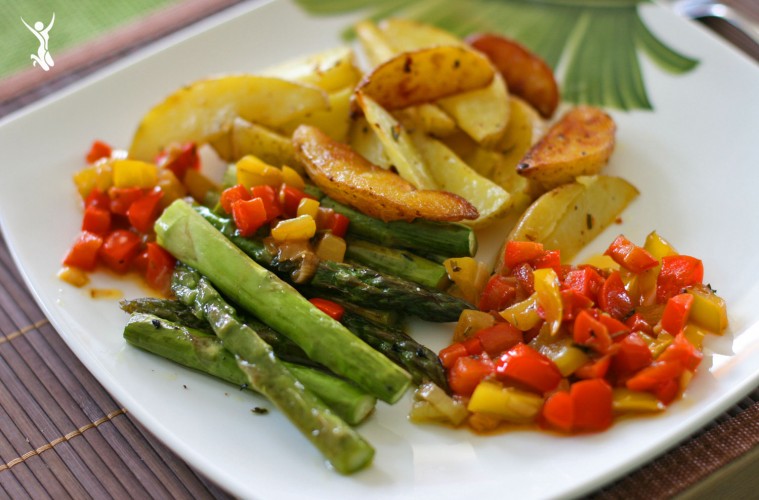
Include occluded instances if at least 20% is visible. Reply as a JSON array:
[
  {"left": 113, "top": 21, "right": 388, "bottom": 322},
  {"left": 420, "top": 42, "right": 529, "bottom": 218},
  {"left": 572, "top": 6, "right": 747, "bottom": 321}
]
[{"left": 0, "top": 1, "right": 758, "bottom": 498}]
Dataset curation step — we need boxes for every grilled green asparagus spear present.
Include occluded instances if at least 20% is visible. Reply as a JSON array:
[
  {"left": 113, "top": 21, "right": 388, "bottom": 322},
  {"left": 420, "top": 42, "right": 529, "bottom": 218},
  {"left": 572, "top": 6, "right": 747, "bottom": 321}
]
[
  {"left": 320, "top": 197, "right": 477, "bottom": 257},
  {"left": 345, "top": 238, "right": 449, "bottom": 290},
  {"left": 155, "top": 200, "right": 412, "bottom": 403},
  {"left": 169, "top": 265, "right": 374, "bottom": 473},
  {"left": 340, "top": 312, "right": 449, "bottom": 390},
  {"left": 195, "top": 205, "right": 472, "bottom": 321},
  {"left": 120, "top": 298, "right": 321, "bottom": 369},
  {"left": 123, "top": 312, "right": 375, "bottom": 425}
]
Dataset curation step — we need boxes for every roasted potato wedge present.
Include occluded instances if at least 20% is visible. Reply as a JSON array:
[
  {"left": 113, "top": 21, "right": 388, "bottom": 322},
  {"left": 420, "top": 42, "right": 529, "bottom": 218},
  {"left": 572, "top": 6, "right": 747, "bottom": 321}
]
[
  {"left": 467, "top": 33, "right": 559, "bottom": 118},
  {"left": 411, "top": 132, "right": 512, "bottom": 227},
  {"left": 209, "top": 118, "right": 298, "bottom": 168},
  {"left": 394, "top": 103, "right": 458, "bottom": 138},
  {"left": 129, "top": 75, "right": 329, "bottom": 161},
  {"left": 437, "top": 72, "right": 510, "bottom": 146},
  {"left": 293, "top": 125, "right": 478, "bottom": 222},
  {"left": 507, "top": 175, "right": 639, "bottom": 263},
  {"left": 517, "top": 106, "right": 616, "bottom": 190},
  {"left": 354, "top": 19, "right": 396, "bottom": 67},
  {"left": 355, "top": 92, "right": 437, "bottom": 189},
  {"left": 348, "top": 116, "right": 393, "bottom": 170},
  {"left": 354, "top": 46, "right": 495, "bottom": 111},
  {"left": 261, "top": 46, "right": 362, "bottom": 92},
  {"left": 379, "top": 18, "right": 463, "bottom": 52},
  {"left": 279, "top": 86, "right": 353, "bottom": 143}
]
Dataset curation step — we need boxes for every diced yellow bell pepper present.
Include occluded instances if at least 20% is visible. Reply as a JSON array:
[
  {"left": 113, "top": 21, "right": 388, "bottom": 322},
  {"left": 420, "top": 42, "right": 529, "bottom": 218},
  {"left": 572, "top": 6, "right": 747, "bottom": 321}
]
[
  {"left": 444, "top": 257, "right": 488, "bottom": 304},
  {"left": 236, "top": 155, "right": 284, "bottom": 188},
  {"left": 297, "top": 198, "right": 320, "bottom": 219},
  {"left": 612, "top": 388, "right": 664, "bottom": 413},
  {"left": 156, "top": 168, "right": 187, "bottom": 208},
  {"left": 73, "top": 161, "right": 113, "bottom": 198},
  {"left": 500, "top": 293, "right": 541, "bottom": 331},
  {"left": 467, "top": 380, "right": 543, "bottom": 424},
  {"left": 281, "top": 165, "right": 305, "bottom": 190},
  {"left": 683, "top": 324, "right": 707, "bottom": 349},
  {"left": 649, "top": 331, "right": 675, "bottom": 358},
  {"left": 533, "top": 268, "right": 562, "bottom": 335},
  {"left": 687, "top": 285, "right": 728, "bottom": 334},
  {"left": 452, "top": 309, "right": 495, "bottom": 342},
  {"left": 644, "top": 231, "right": 678, "bottom": 258},
  {"left": 57, "top": 266, "right": 89, "bottom": 287},
  {"left": 271, "top": 215, "right": 316, "bottom": 242},
  {"left": 314, "top": 233, "right": 346, "bottom": 262},
  {"left": 112, "top": 159, "right": 158, "bottom": 189},
  {"left": 529, "top": 327, "right": 589, "bottom": 376},
  {"left": 637, "top": 231, "right": 679, "bottom": 306}
]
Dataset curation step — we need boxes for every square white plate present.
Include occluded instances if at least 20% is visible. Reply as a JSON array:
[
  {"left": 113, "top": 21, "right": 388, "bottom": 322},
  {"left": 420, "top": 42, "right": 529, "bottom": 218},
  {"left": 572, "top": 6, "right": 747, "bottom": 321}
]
[{"left": 1, "top": 1, "right": 758, "bottom": 498}]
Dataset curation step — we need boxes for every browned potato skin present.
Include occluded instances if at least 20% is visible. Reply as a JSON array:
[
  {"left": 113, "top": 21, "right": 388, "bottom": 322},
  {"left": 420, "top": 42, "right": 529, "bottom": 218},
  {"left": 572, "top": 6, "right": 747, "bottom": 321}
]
[
  {"left": 293, "top": 125, "right": 478, "bottom": 222},
  {"left": 467, "top": 33, "right": 559, "bottom": 119},
  {"left": 353, "top": 46, "right": 494, "bottom": 112},
  {"left": 516, "top": 106, "right": 617, "bottom": 190}
]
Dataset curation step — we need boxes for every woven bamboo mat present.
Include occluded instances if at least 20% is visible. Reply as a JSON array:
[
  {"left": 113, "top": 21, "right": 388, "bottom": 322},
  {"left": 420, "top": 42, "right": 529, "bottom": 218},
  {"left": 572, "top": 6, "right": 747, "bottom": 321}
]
[{"left": 1, "top": 0, "right": 758, "bottom": 498}]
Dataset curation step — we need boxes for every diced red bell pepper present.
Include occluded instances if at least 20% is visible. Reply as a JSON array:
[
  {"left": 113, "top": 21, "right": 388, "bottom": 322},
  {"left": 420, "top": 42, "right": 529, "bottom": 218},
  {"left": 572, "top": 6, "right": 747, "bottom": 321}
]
[
  {"left": 86, "top": 140, "right": 112, "bottom": 163},
  {"left": 439, "top": 343, "right": 468, "bottom": 370},
  {"left": 478, "top": 274, "right": 518, "bottom": 312},
  {"left": 660, "top": 293, "right": 694, "bottom": 335},
  {"left": 251, "top": 184, "right": 283, "bottom": 221},
  {"left": 220, "top": 184, "right": 251, "bottom": 214},
  {"left": 604, "top": 234, "right": 659, "bottom": 273},
  {"left": 503, "top": 241, "right": 545, "bottom": 269},
  {"left": 611, "top": 332, "right": 653, "bottom": 379},
  {"left": 475, "top": 322, "right": 523, "bottom": 357},
  {"left": 573, "top": 309, "right": 612, "bottom": 354},
  {"left": 63, "top": 231, "right": 104, "bottom": 271},
  {"left": 625, "top": 312, "right": 654, "bottom": 336},
  {"left": 571, "top": 379, "right": 613, "bottom": 432},
  {"left": 626, "top": 360, "right": 684, "bottom": 392},
  {"left": 232, "top": 198, "right": 268, "bottom": 237},
  {"left": 84, "top": 188, "right": 110, "bottom": 210},
  {"left": 81, "top": 205, "right": 111, "bottom": 234},
  {"left": 462, "top": 336, "right": 484, "bottom": 356},
  {"left": 532, "top": 250, "right": 562, "bottom": 274},
  {"left": 598, "top": 271, "right": 634, "bottom": 320},
  {"left": 325, "top": 212, "right": 350, "bottom": 238},
  {"left": 654, "top": 377, "right": 681, "bottom": 405},
  {"left": 448, "top": 355, "right": 495, "bottom": 397},
  {"left": 542, "top": 390, "right": 574, "bottom": 433},
  {"left": 99, "top": 229, "right": 142, "bottom": 273},
  {"left": 656, "top": 255, "right": 704, "bottom": 303},
  {"left": 108, "top": 186, "right": 144, "bottom": 216},
  {"left": 658, "top": 333, "right": 702, "bottom": 371},
  {"left": 574, "top": 354, "right": 612, "bottom": 379},
  {"left": 308, "top": 298, "right": 345, "bottom": 321},
  {"left": 598, "top": 313, "right": 630, "bottom": 338},
  {"left": 511, "top": 262, "right": 535, "bottom": 296},
  {"left": 280, "top": 185, "right": 316, "bottom": 218},
  {"left": 494, "top": 343, "right": 562, "bottom": 394},
  {"left": 127, "top": 188, "right": 163, "bottom": 234},
  {"left": 144, "top": 242, "right": 175, "bottom": 294},
  {"left": 561, "top": 266, "right": 605, "bottom": 302},
  {"left": 155, "top": 142, "right": 199, "bottom": 180},
  {"left": 560, "top": 289, "right": 594, "bottom": 321}
]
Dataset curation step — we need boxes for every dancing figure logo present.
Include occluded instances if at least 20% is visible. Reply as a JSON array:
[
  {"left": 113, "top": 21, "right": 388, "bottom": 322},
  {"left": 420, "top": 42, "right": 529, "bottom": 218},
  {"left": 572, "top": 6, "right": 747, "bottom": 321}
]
[{"left": 21, "top": 13, "right": 55, "bottom": 71}]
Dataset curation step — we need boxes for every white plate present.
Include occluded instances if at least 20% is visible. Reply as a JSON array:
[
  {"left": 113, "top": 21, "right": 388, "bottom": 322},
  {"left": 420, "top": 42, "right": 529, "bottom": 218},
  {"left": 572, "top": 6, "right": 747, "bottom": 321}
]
[{"left": 1, "top": 1, "right": 758, "bottom": 498}]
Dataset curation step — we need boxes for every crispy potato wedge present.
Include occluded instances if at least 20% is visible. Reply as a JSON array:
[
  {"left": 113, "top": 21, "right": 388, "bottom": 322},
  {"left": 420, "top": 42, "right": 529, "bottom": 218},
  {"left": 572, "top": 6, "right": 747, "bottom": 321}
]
[
  {"left": 394, "top": 103, "right": 458, "bottom": 138},
  {"left": 467, "top": 33, "right": 559, "bottom": 118},
  {"left": 354, "top": 46, "right": 495, "bottom": 111},
  {"left": 293, "top": 125, "right": 478, "bottom": 222},
  {"left": 507, "top": 175, "right": 639, "bottom": 263},
  {"left": 261, "top": 46, "right": 362, "bottom": 92},
  {"left": 129, "top": 75, "right": 329, "bottom": 161},
  {"left": 209, "top": 118, "right": 299, "bottom": 168},
  {"left": 348, "top": 116, "right": 393, "bottom": 170},
  {"left": 355, "top": 92, "right": 437, "bottom": 189},
  {"left": 437, "top": 71, "right": 510, "bottom": 146},
  {"left": 354, "top": 20, "right": 396, "bottom": 67},
  {"left": 411, "top": 132, "right": 512, "bottom": 227},
  {"left": 279, "top": 86, "right": 353, "bottom": 143},
  {"left": 379, "top": 18, "right": 463, "bottom": 52},
  {"left": 517, "top": 106, "right": 616, "bottom": 190}
]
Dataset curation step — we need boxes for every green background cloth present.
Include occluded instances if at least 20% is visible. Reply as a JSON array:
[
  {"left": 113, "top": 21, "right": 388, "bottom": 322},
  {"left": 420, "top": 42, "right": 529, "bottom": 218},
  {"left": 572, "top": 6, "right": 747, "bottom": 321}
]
[{"left": 0, "top": 0, "right": 181, "bottom": 79}]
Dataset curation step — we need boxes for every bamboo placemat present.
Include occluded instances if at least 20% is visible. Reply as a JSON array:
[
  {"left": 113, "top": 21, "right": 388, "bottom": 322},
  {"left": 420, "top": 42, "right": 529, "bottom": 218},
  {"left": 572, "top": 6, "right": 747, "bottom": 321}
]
[{"left": 1, "top": 0, "right": 758, "bottom": 498}]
